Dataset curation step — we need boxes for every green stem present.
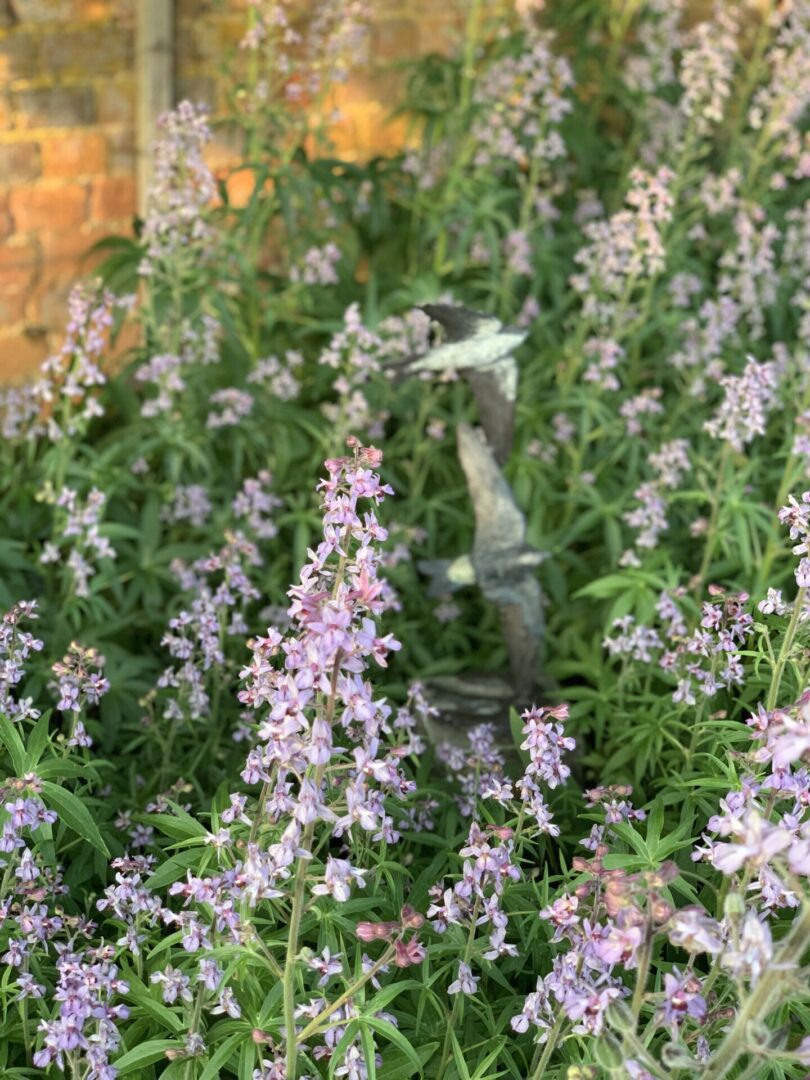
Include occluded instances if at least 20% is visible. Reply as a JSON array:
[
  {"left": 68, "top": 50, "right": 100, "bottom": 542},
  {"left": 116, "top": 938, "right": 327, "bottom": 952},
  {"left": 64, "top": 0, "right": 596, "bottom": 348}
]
[
  {"left": 183, "top": 984, "right": 206, "bottom": 1080},
  {"left": 437, "top": 895, "right": 482, "bottom": 1080},
  {"left": 296, "top": 944, "right": 396, "bottom": 1043},
  {"left": 432, "top": 0, "right": 483, "bottom": 275},
  {"left": 528, "top": 1009, "right": 565, "bottom": 1080},
  {"left": 693, "top": 442, "right": 732, "bottom": 598},
  {"left": 630, "top": 910, "right": 654, "bottom": 1021},
  {"left": 703, "top": 902, "right": 810, "bottom": 1079},
  {"left": 766, "top": 585, "right": 806, "bottom": 712}
]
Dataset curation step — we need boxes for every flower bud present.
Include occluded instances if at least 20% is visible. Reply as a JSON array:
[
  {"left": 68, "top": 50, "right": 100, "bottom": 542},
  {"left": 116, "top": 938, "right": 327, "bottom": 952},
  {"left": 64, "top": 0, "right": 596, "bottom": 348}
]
[
  {"left": 723, "top": 890, "right": 746, "bottom": 921},
  {"left": 605, "top": 999, "right": 636, "bottom": 1035},
  {"left": 355, "top": 920, "right": 399, "bottom": 942},
  {"left": 593, "top": 1034, "right": 623, "bottom": 1068},
  {"left": 400, "top": 904, "right": 424, "bottom": 929},
  {"left": 661, "top": 1043, "right": 699, "bottom": 1069}
]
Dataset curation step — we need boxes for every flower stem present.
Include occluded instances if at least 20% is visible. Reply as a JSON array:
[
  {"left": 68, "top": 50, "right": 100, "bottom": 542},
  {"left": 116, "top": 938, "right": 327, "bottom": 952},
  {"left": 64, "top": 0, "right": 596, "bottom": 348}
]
[
  {"left": 703, "top": 902, "right": 810, "bottom": 1079},
  {"left": 693, "top": 442, "right": 732, "bottom": 598},
  {"left": 630, "top": 910, "right": 654, "bottom": 1021},
  {"left": 436, "top": 895, "right": 481, "bottom": 1080},
  {"left": 283, "top": 788, "right": 321, "bottom": 1078},
  {"left": 766, "top": 585, "right": 806, "bottom": 712},
  {"left": 529, "top": 1010, "right": 565, "bottom": 1080},
  {"left": 296, "top": 944, "right": 396, "bottom": 1043}
]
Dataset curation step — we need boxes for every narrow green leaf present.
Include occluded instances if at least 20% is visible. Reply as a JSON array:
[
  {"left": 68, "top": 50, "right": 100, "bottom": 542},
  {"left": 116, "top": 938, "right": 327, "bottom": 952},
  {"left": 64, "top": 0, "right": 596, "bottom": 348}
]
[
  {"left": 115, "top": 1039, "right": 182, "bottom": 1074},
  {"left": 146, "top": 848, "right": 203, "bottom": 890},
  {"left": 363, "top": 1016, "right": 424, "bottom": 1074},
  {"left": 199, "top": 1032, "right": 244, "bottom": 1080},
  {"left": 381, "top": 1041, "right": 439, "bottom": 1080},
  {"left": 40, "top": 781, "right": 110, "bottom": 857},
  {"left": 449, "top": 1027, "right": 472, "bottom": 1080},
  {"left": 25, "top": 709, "right": 53, "bottom": 768},
  {"left": 0, "top": 712, "right": 26, "bottom": 775}
]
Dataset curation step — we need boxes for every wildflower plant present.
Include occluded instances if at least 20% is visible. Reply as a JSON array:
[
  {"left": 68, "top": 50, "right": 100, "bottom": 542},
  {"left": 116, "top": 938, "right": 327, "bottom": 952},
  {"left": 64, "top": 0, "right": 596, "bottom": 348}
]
[{"left": 4, "top": 0, "right": 810, "bottom": 1076}]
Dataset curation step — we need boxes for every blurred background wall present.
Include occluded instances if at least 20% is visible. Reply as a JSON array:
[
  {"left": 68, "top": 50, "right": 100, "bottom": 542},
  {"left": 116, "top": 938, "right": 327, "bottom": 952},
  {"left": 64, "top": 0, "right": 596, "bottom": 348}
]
[{"left": 0, "top": 0, "right": 464, "bottom": 381}]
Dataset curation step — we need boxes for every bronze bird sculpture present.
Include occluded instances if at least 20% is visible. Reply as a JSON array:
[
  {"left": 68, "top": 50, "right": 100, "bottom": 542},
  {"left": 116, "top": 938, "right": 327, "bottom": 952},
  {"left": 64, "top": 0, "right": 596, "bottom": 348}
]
[{"left": 388, "top": 303, "right": 526, "bottom": 465}]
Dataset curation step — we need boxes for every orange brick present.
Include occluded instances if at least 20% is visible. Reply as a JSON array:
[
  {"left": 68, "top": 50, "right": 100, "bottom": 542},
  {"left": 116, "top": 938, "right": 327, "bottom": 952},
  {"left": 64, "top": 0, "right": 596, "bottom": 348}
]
[
  {"left": 39, "top": 224, "right": 110, "bottom": 264},
  {"left": 0, "top": 333, "right": 49, "bottom": 384},
  {"left": 0, "top": 31, "right": 39, "bottom": 82},
  {"left": 223, "top": 168, "right": 256, "bottom": 209},
  {"left": 75, "top": 1, "right": 136, "bottom": 20},
  {"left": 89, "top": 174, "right": 135, "bottom": 221},
  {"left": 0, "top": 242, "right": 38, "bottom": 323},
  {"left": 0, "top": 193, "right": 13, "bottom": 239},
  {"left": 8, "top": 184, "right": 88, "bottom": 232},
  {"left": 28, "top": 272, "right": 76, "bottom": 329},
  {"left": 0, "top": 240, "right": 39, "bottom": 274},
  {"left": 0, "top": 94, "right": 11, "bottom": 129},
  {"left": 95, "top": 80, "right": 135, "bottom": 126},
  {"left": 13, "top": 86, "right": 96, "bottom": 129},
  {"left": 0, "top": 284, "right": 30, "bottom": 325},
  {"left": 41, "top": 133, "right": 107, "bottom": 179},
  {"left": 0, "top": 141, "right": 41, "bottom": 184}
]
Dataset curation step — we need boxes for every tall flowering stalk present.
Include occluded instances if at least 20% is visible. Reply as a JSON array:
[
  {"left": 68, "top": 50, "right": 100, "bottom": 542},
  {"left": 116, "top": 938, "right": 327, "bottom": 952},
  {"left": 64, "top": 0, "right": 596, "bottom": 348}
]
[{"left": 234, "top": 438, "right": 417, "bottom": 1075}]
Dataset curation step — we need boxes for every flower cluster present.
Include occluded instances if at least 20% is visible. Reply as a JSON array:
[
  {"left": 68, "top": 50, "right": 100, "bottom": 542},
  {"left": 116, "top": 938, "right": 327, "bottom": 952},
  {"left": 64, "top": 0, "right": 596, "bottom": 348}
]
[
  {"left": 248, "top": 349, "right": 303, "bottom": 402},
  {"left": 678, "top": 6, "right": 738, "bottom": 140},
  {"left": 162, "top": 484, "right": 213, "bottom": 529},
  {"left": 155, "top": 533, "right": 262, "bottom": 724},
  {"left": 470, "top": 28, "right": 573, "bottom": 173},
  {"left": 621, "top": 437, "right": 691, "bottom": 555},
  {"left": 703, "top": 355, "right": 780, "bottom": 452},
  {"left": 51, "top": 641, "right": 110, "bottom": 747},
  {"left": 0, "top": 285, "right": 131, "bottom": 444},
  {"left": 624, "top": 0, "right": 685, "bottom": 95},
  {"left": 319, "top": 303, "right": 392, "bottom": 439},
  {"left": 34, "top": 947, "right": 130, "bottom": 1077},
  {"left": 571, "top": 167, "right": 675, "bottom": 323},
  {"left": 206, "top": 387, "right": 255, "bottom": 429},
  {"left": 40, "top": 487, "right": 116, "bottom": 599},
  {"left": 513, "top": 811, "right": 673, "bottom": 1044},
  {"left": 290, "top": 241, "right": 342, "bottom": 285},
  {"left": 232, "top": 470, "right": 282, "bottom": 541},
  {"left": 139, "top": 101, "right": 217, "bottom": 275},
  {"left": 606, "top": 587, "right": 753, "bottom": 705},
  {"left": 0, "top": 600, "right": 44, "bottom": 718},
  {"left": 717, "top": 205, "right": 780, "bottom": 340},
  {"left": 429, "top": 705, "right": 575, "bottom": 1001},
  {"left": 437, "top": 722, "right": 508, "bottom": 816}
]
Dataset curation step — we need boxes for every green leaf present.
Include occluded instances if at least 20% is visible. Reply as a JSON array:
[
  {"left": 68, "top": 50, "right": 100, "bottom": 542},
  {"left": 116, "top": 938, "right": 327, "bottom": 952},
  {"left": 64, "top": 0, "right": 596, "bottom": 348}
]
[
  {"left": 141, "top": 810, "right": 208, "bottom": 842},
  {"left": 145, "top": 848, "right": 203, "bottom": 890},
  {"left": 0, "top": 712, "right": 26, "bottom": 775},
  {"left": 25, "top": 709, "right": 53, "bottom": 768},
  {"left": 199, "top": 1032, "right": 245, "bottom": 1080},
  {"left": 122, "top": 968, "right": 185, "bottom": 1033},
  {"left": 359, "top": 1023, "right": 377, "bottom": 1080},
  {"left": 362, "top": 1016, "right": 425, "bottom": 1074},
  {"left": 40, "top": 781, "right": 110, "bottom": 857},
  {"left": 381, "top": 1042, "right": 439, "bottom": 1080},
  {"left": 115, "top": 1039, "right": 182, "bottom": 1074},
  {"left": 449, "top": 1027, "right": 472, "bottom": 1080}
]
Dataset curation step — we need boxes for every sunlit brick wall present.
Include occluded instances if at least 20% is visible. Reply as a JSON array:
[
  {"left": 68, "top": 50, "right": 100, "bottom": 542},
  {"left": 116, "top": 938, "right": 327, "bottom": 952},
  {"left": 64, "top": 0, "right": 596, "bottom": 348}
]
[{"left": 0, "top": 0, "right": 465, "bottom": 381}]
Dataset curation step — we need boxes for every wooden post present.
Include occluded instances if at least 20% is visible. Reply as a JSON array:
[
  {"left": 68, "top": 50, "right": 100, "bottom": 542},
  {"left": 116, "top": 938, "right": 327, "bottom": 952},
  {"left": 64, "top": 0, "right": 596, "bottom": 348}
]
[{"left": 136, "top": 0, "right": 174, "bottom": 217}]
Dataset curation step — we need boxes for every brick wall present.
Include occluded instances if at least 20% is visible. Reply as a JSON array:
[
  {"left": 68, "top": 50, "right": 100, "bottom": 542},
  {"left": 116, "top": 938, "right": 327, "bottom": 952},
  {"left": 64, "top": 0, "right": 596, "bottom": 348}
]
[{"left": 0, "top": 0, "right": 465, "bottom": 382}]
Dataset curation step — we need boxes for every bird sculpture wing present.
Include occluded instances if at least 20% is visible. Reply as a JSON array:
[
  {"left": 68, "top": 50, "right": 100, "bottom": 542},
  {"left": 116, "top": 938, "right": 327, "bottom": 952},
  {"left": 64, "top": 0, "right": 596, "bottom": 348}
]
[
  {"left": 464, "top": 360, "right": 518, "bottom": 465},
  {"left": 456, "top": 423, "right": 526, "bottom": 554},
  {"left": 388, "top": 304, "right": 524, "bottom": 462},
  {"left": 457, "top": 423, "right": 543, "bottom": 697},
  {"left": 417, "top": 304, "right": 503, "bottom": 342}
]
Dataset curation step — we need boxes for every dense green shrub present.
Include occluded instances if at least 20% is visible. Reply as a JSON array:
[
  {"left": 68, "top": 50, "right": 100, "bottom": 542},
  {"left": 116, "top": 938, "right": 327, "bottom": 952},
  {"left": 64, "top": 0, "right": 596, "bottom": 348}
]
[{"left": 1, "top": 2, "right": 810, "bottom": 1077}]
